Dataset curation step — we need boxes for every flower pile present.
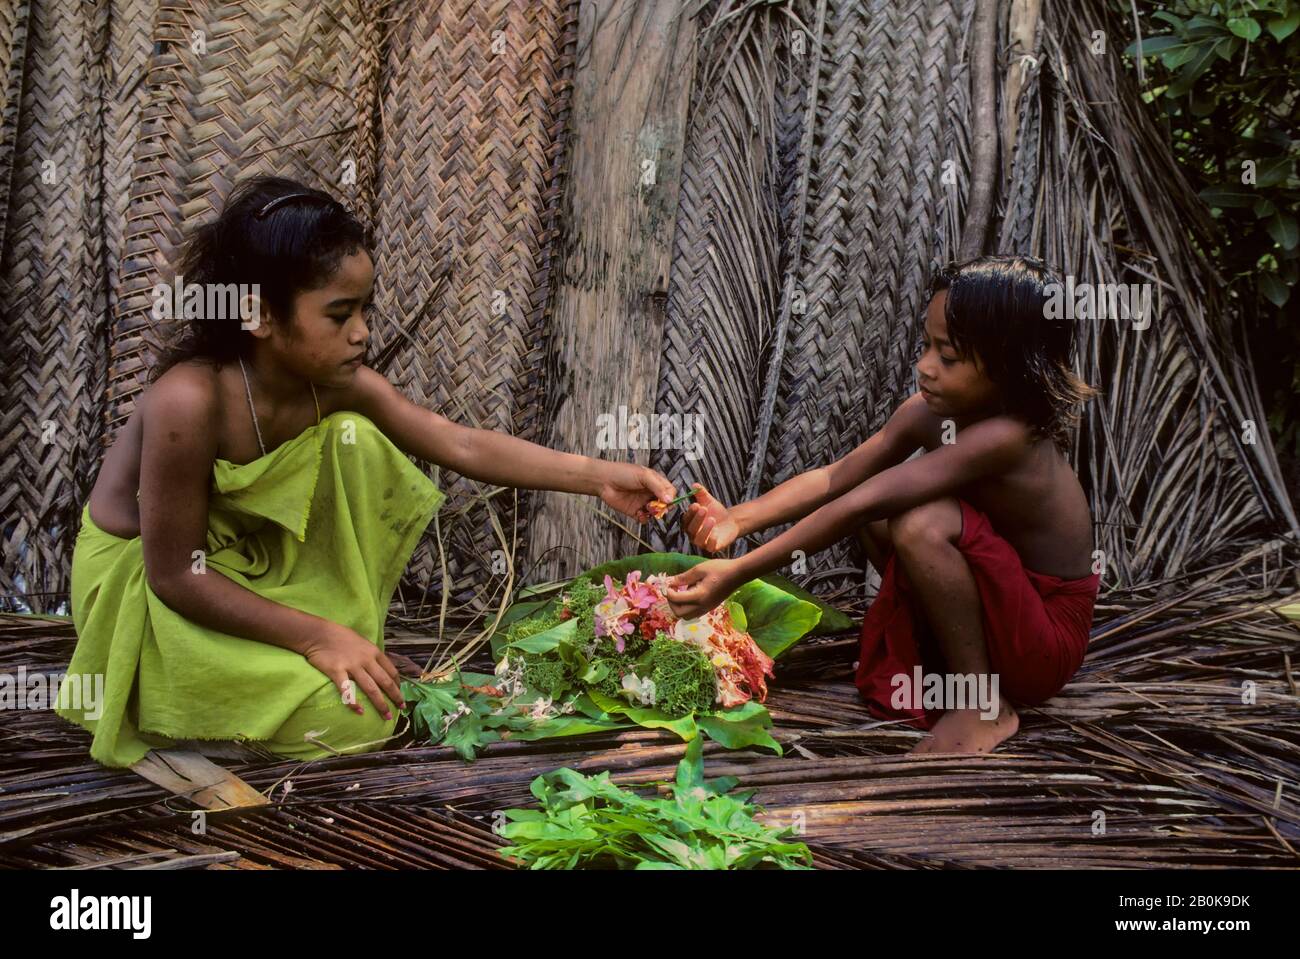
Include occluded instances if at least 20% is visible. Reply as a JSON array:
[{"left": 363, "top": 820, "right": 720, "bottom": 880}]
[
  {"left": 402, "top": 553, "right": 834, "bottom": 760},
  {"left": 501, "top": 570, "right": 774, "bottom": 718}
]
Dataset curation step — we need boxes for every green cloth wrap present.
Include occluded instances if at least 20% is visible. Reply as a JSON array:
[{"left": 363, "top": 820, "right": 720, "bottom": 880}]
[{"left": 58, "top": 411, "right": 445, "bottom": 767}]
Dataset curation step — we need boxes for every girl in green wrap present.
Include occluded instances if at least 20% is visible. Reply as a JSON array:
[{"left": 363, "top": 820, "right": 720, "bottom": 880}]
[{"left": 59, "top": 176, "right": 675, "bottom": 768}]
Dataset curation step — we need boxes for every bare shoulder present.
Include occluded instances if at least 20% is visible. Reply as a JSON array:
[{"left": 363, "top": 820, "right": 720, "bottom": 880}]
[
  {"left": 139, "top": 360, "right": 221, "bottom": 449},
  {"left": 961, "top": 413, "right": 1036, "bottom": 449}
]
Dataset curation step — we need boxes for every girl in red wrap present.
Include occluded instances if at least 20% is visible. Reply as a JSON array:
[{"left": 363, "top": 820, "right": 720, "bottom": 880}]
[{"left": 665, "top": 255, "right": 1100, "bottom": 754}]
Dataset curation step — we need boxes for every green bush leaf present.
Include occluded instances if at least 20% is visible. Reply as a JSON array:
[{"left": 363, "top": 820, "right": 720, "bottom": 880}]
[
  {"left": 1256, "top": 156, "right": 1295, "bottom": 188},
  {"left": 1259, "top": 273, "right": 1292, "bottom": 307},
  {"left": 1226, "top": 17, "right": 1261, "bottom": 42},
  {"left": 1269, "top": 10, "right": 1300, "bottom": 41},
  {"left": 1123, "top": 35, "right": 1189, "bottom": 57},
  {"left": 1267, "top": 212, "right": 1299, "bottom": 249},
  {"left": 1166, "top": 40, "right": 1222, "bottom": 96},
  {"left": 1199, "top": 185, "right": 1256, "bottom": 208}
]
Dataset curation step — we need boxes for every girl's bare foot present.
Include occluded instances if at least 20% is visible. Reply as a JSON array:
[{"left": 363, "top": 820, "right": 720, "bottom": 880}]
[{"left": 908, "top": 701, "right": 1019, "bottom": 755}]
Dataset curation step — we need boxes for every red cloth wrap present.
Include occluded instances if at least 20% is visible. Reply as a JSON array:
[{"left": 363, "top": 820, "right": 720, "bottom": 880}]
[{"left": 854, "top": 498, "right": 1100, "bottom": 729}]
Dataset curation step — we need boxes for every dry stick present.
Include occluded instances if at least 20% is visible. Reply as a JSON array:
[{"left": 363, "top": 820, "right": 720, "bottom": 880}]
[{"left": 957, "top": 0, "right": 999, "bottom": 259}]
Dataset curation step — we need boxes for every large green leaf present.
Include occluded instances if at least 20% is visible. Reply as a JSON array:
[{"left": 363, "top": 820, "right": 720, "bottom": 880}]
[{"left": 729, "top": 577, "right": 821, "bottom": 659}]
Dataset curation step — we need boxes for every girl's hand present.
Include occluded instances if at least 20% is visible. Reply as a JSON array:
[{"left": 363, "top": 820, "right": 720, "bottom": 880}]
[
  {"left": 666, "top": 559, "right": 742, "bottom": 619},
  {"left": 681, "top": 484, "right": 741, "bottom": 553},
  {"left": 302, "top": 620, "right": 406, "bottom": 720},
  {"left": 597, "top": 461, "right": 675, "bottom": 523}
]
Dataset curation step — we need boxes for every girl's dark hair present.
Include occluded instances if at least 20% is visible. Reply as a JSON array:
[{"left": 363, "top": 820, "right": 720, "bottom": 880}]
[
  {"left": 928, "top": 254, "right": 1097, "bottom": 450},
  {"left": 149, "top": 176, "right": 368, "bottom": 381}
]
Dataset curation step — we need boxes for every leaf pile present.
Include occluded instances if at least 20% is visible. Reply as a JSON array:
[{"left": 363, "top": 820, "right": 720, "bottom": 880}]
[{"left": 496, "top": 738, "right": 813, "bottom": 870}]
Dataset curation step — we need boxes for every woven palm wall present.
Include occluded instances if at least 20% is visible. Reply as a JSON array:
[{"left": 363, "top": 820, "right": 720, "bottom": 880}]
[
  {"left": 0, "top": 0, "right": 579, "bottom": 613},
  {"left": 1, "top": 0, "right": 1295, "bottom": 615}
]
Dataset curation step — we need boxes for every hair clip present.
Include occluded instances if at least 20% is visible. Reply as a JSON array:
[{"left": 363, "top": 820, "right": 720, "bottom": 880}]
[{"left": 255, "top": 193, "right": 335, "bottom": 219}]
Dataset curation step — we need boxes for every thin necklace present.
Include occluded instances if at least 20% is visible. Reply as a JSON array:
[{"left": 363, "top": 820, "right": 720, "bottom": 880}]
[
  {"left": 237, "top": 356, "right": 321, "bottom": 460},
  {"left": 237, "top": 356, "right": 267, "bottom": 458}
]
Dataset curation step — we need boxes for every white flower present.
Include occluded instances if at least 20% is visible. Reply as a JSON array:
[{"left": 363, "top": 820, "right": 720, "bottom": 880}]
[
  {"left": 620, "top": 672, "right": 657, "bottom": 707},
  {"left": 529, "top": 696, "right": 555, "bottom": 720},
  {"left": 494, "top": 655, "right": 511, "bottom": 676},
  {"left": 673, "top": 616, "right": 716, "bottom": 649}
]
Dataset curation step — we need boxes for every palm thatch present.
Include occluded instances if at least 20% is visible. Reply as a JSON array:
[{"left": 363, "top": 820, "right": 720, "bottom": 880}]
[
  {"left": 2, "top": 571, "right": 1298, "bottom": 868},
  {"left": 0, "top": 0, "right": 1297, "bottom": 869}
]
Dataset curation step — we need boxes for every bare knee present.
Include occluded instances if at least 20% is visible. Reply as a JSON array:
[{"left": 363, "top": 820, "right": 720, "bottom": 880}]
[{"left": 888, "top": 497, "right": 962, "bottom": 551}]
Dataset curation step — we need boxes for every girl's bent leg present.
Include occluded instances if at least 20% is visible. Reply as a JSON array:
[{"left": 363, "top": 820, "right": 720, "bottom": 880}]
[{"left": 887, "top": 497, "right": 1019, "bottom": 754}]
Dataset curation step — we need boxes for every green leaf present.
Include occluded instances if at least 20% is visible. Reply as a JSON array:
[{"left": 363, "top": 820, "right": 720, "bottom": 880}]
[
  {"left": 506, "top": 715, "right": 631, "bottom": 741},
  {"left": 726, "top": 600, "right": 747, "bottom": 632},
  {"left": 1267, "top": 212, "right": 1299, "bottom": 249},
  {"left": 1256, "top": 156, "right": 1296, "bottom": 188},
  {"left": 1268, "top": 10, "right": 1300, "bottom": 41},
  {"left": 675, "top": 736, "right": 705, "bottom": 793},
  {"left": 1253, "top": 197, "right": 1277, "bottom": 218},
  {"left": 1123, "top": 35, "right": 1189, "bottom": 57},
  {"left": 1198, "top": 185, "right": 1256, "bottom": 209},
  {"left": 487, "top": 599, "right": 553, "bottom": 658},
  {"left": 697, "top": 701, "right": 783, "bottom": 755},
  {"left": 587, "top": 688, "right": 701, "bottom": 740},
  {"left": 504, "top": 617, "right": 577, "bottom": 654},
  {"left": 1166, "top": 40, "right": 1222, "bottom": 97},
  {"left": 730, "top": 578, "right": 822, "bottom": 659},
  {"left": 1259, "top": 273, "right": 1292, "bottom": 307},
  {"left": 1226, "top": 17, "right": 1261, "bottom": 42},
  {"left": 1184, "top": 15, "right": 1229, "bottom": 38},
  {"left": 1161, "top": 44, "right": 1200, "bottom": 69},
  {"left": 759, "top": 571, "right": 855, "bottom": 633}
]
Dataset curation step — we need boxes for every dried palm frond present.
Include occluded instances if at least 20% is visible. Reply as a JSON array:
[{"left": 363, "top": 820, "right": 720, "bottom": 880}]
[{"left": 2, "top": 578, "right": 1296, "bottom": 868}]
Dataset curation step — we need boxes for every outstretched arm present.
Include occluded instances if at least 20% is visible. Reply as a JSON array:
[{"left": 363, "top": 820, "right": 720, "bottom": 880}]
[
  {"left": 667, "top": 416, "right": 1031, "bottom": 617},
  {"left": 683, "top": 394, "right": 929, "bottom": 552},
  {"left": 348, "top": 366, "right": 675, "bottom": 519}
]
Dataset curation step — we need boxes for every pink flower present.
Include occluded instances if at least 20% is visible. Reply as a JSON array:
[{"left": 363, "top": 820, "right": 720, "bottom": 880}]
[{"left": 623, "top": 570, "right": 659, "bottom": 611}]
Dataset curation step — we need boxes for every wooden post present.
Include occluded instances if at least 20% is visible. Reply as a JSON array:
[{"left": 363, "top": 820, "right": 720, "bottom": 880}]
[{"left": 529, "top": 0, "right": 697, "bottom": 578}]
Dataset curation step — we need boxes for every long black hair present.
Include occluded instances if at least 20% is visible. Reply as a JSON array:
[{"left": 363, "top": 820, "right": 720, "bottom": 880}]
[
  {"left": 149, "top": 176, "right": 368, "bottom": 381},
  {"left": 928, "top": 255, "right": 1097, "bottom": 450}
]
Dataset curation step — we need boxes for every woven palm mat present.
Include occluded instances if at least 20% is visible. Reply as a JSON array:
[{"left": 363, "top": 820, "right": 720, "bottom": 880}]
[{"left": 1, "top": 583, "right": 1298, "bottom": 870}]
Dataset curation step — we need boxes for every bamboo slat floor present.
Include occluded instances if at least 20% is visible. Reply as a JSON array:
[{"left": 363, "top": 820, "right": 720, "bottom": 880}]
[{"left": 2, "top": 580, "right": 1298, "bottom": 870}]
